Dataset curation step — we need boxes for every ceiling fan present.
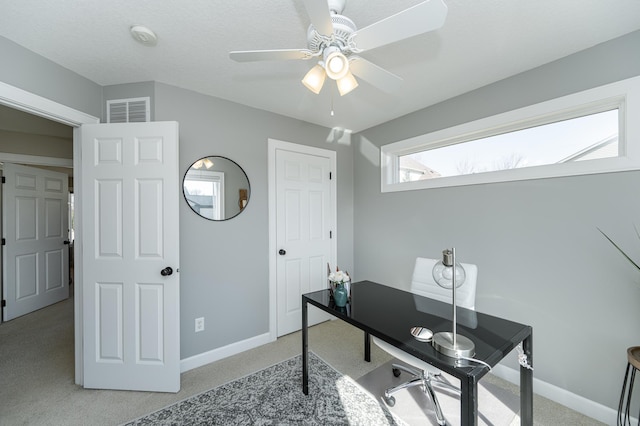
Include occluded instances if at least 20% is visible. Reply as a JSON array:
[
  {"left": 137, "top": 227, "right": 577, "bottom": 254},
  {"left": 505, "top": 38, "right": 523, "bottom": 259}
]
[{"left": 229, "top": 0, "right": 448, "bottom": 96}]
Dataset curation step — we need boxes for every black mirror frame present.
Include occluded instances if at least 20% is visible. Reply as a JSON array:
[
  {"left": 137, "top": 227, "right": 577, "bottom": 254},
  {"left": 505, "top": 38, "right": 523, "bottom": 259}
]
[{"left": 182, "top": 155, "right": 250, "bottom": 221}]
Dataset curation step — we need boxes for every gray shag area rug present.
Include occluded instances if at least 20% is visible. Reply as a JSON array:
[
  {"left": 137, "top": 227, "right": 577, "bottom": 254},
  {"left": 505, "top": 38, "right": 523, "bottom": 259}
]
[{"left": 123, "top": 352, "right": 404, "bottom": 425}]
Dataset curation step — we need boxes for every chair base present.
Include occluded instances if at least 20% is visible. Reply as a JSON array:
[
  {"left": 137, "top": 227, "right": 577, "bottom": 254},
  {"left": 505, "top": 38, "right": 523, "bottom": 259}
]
[{"left": 382, "top": 362, "right": 460, "bottom": 426}]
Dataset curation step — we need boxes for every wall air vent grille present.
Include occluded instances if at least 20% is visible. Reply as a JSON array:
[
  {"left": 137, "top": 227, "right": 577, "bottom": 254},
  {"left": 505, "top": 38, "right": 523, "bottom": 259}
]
[{"left": 107, "top": 97, "right": 150, "bottom": 123}]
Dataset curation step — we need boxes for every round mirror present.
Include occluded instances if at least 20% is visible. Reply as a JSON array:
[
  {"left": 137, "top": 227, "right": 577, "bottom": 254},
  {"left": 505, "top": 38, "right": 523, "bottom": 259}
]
[{"left": 183, "top": 156, "right": 250, "bottom": 221}]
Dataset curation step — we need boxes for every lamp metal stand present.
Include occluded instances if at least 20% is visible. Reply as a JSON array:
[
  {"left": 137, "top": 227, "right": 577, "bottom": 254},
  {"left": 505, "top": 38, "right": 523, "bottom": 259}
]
[{"left": 431, "top": 247, "right": 475, "bottom": 358}]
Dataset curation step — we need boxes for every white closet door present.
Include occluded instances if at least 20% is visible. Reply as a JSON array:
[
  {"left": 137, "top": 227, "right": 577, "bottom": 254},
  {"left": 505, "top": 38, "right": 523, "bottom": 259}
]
[
  {"left": 276, "top": 147, "right": 334, "bottom": 336},
  {"left": 2, "top": 163, "right": 69, "bottom": 321}
]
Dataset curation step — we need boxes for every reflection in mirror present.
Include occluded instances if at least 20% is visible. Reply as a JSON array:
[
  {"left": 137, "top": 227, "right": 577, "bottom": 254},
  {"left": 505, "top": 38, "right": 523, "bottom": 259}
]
[{"left": 183, "top": 156, "right": 250, "bottom": 221}]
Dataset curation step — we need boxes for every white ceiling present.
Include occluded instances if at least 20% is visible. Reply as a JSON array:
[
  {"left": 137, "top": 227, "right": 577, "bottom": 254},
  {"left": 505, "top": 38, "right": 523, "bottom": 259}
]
[{"left": 1, "top": 0, "right": 639, "bottom": 133}]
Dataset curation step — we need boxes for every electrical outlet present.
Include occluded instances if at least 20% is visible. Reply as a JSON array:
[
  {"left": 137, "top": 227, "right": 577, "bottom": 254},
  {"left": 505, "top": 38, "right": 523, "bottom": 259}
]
[{"left": 195, "top": 317, "right": 205, "bottom": 332}]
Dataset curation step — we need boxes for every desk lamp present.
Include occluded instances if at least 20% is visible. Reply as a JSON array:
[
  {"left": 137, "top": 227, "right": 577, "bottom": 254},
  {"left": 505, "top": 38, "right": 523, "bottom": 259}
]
[{"left": 431, "top": 248, "right": 475, "bottom": 358}]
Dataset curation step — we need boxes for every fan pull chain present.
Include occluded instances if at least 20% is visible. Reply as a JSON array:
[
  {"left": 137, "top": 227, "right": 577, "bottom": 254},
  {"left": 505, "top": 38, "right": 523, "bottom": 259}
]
[{"left": 330, "top": 93, "right": 335, "bottom": 116}]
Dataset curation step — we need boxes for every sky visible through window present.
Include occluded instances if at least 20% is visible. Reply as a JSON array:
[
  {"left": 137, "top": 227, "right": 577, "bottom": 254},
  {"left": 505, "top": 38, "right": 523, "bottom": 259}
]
[
  {"left": 405, "top": 109, "right": 618, "bottom": 178},
  {"left": 184, "top": 180, "right": 214, "bottom": 196}
]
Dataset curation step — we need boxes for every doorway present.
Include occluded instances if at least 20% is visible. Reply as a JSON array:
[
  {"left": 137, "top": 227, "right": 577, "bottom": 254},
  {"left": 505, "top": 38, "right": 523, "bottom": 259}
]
[
  {"left": 0, "top": 103, "right": 76, "bottom": 321},
  {"left": 0, "top": 80, "right": 100, "bottom": 385},
  {"left": 0, "top": 105, "right": 77, "bottom": 398}
]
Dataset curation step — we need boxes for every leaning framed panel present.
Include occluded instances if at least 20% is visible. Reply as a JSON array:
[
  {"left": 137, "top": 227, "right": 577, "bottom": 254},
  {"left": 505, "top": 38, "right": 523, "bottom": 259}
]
[{"left": 301, "top": 281, "right": 533, "bottom": 426}]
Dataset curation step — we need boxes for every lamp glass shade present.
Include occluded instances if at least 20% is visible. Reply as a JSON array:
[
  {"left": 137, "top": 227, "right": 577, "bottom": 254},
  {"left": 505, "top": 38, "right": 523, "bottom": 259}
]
[
  {"left": 432, "top": 258, "right": 466, "bottom": 289},
  {"left": 337, "top": 71, "right": 358, "bottom": 96},
  {"left": 302, "top": 64, "right": 326, "bottom": 94}
]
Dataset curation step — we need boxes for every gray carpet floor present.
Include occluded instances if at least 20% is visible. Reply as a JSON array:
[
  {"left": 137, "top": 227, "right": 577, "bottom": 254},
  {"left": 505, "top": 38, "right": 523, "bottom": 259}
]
[{"left": 0, "top": 296, "right": 605, "bottom": 425}]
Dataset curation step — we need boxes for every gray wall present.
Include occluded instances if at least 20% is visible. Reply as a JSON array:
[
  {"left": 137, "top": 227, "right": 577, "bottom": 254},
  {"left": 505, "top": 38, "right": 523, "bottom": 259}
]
[
  {"left": 354, "top": 30, "right": 640, "bottom": 412},
  {"left": 0, "top": 36, "right": 102, "bottom": 118},
  {"left": 153, "top": 82, "right": 354, "bottom": 359},
  {"left": 0, "top": 130, "right": 72, "bottom": 159}
]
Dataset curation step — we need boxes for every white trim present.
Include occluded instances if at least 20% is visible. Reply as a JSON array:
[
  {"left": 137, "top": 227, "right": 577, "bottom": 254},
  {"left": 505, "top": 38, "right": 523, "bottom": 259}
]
[
  {"left": 0, "top": 152, "right": 73, "bottom": 168},
  {"left": 180, "top": 332, "right": 271, "bottom": 373},
  {"left": 0, "top": 81, "right": 99, "bottom": 127},
  {"left": 72, "top": 128, "right": 84, "bottom": 386},
  {"left": 267, "top": 139, "right": 337, "bottom": 341},
  {"left": 0, "top": 80, "right": 99, "bottom": 387},
  {"left": 491, "top": 364, "right": 625, "bottom": 425},
  {"left": 381, "top": 75, "right": 640, "bottom": 192}
]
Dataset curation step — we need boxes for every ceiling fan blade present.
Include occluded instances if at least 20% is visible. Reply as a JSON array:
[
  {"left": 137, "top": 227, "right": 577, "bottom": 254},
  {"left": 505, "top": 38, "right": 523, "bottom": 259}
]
[
  {"left": 229, "top": 49, "right": 314, "bottom": 62},
  {"left": 352, "top": 0, "right": 448, "bottom": 52},
  {"left": 303, "top": 0, "right": 334, "bottom": 36},
  {"left": 349, "top": 58, "right": 403, "bottom": 93}
]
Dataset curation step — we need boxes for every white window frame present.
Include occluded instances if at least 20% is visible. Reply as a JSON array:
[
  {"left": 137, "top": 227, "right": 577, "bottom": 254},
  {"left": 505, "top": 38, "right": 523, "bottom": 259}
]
[
  {"left": 381, "top": 75, "right": 640, "bottom": 192},
  {"left": 183, "top": 170, "right": 225, "bottom": 220}
]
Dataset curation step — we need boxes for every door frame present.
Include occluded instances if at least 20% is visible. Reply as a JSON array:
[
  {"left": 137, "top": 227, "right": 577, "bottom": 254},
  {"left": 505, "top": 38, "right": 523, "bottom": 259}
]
[
  {"left": 267, "top": 138, "right": 337, "bottom": 341},
  {"left": 0, "top": 81, "right": 100, "bottom": 385}
]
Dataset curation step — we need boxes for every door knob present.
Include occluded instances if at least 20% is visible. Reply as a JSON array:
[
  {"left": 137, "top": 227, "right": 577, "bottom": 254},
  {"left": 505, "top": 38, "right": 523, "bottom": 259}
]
[
  {"left": 279, "top": 249, "right": 286, "bottom": 255},
  {"left": 63, "top": 240, "right": 70, "bottom": 245},
  {"left": 160, "top": 267, "right": 173, "bottom": 276}
]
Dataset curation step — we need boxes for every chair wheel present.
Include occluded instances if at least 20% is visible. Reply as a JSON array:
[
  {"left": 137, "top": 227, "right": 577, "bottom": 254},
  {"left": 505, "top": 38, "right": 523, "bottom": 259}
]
[
  {"left": 392, "top": 368, "right": 401, "bottom": 377},
  {"left": 383, "top": 396, "right": 396, "bottom": 407}
]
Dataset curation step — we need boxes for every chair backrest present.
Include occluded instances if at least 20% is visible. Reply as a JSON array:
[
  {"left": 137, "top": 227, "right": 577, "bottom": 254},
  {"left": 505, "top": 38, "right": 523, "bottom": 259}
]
[{"left": 410, "top": 257, "right": 478, "bottom": 310}]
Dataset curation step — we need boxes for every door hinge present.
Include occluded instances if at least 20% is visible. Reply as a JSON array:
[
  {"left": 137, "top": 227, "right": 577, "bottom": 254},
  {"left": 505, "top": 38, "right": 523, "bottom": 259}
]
[
  {"left": 1, "top": 238, "right": 5, "bottom": 245},
  {"left": 329, "top": 231, "right": 332, "bottom": 239},
  {"left": 1, "top": 300, "right": 5, "bottom": 307},
  {"left": 1, "top": 176, "right": 5, "bottom": 183},
  {"left": 329, "top": 172, "right": 332, "bottom": 180}
]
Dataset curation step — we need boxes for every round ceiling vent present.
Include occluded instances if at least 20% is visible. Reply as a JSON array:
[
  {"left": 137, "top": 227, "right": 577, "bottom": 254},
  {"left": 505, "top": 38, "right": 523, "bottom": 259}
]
[{"left": 130, "top": 25, "right": 158, "bottom": 46}]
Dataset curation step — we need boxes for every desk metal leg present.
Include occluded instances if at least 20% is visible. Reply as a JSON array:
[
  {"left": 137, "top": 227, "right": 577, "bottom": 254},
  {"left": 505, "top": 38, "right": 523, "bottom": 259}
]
[
  {"left": 460, "top": 376, "right": 478, "bottom": 426},
  {"left": 364, "top": 332, "right": 371, "bottom": 362},
  {"left": 521, "top": 331, "right": 533, "bottom": 425},
  {"left": 302, "top": 299, "right": 309, "bottom": 395}
]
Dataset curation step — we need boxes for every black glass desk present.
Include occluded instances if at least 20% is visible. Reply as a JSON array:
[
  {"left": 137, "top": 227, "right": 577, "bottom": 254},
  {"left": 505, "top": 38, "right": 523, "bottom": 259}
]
[{"left": 302, "top": 281, "right": 533, "bottom": 426}]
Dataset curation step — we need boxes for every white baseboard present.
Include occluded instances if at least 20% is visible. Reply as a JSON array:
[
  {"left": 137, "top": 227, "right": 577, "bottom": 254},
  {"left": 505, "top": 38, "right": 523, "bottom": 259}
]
[
  {"left": 491, "top": 364, "right": 623, "bottom": 425},
  {"left": 180, "top": 332, "right": 274, "bottom": 373}
]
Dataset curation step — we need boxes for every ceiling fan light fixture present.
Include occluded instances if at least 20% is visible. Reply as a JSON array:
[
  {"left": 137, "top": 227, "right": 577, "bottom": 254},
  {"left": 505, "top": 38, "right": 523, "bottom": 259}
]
[
  {"left": 302, "top": 63, "right": 327, "bottom": 94},
  {"left": 323, "top": 47, "right": 349, "bottom": 80},
  {"left": 337, "top": 70, "right": 358, "bottom": 96}
]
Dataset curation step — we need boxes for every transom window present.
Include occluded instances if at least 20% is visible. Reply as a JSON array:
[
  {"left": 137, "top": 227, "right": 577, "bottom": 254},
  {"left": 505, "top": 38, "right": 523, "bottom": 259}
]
[
  {"left": 381, "top": 75, "right": 640, "bottom": 192},
  {"left": 400, "top": 109, "right": 618, "bottom": 182}
]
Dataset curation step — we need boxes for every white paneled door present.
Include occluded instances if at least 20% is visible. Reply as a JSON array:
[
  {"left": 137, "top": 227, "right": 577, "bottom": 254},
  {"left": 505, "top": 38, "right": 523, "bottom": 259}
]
[
  {"left": 275, "top": 145, "right": 335, "bottom": 336},
  {"left": 81, "top": 122, "right": 180, "bottom": 392},
  {"left": 2, "top": 163, "right": 69, "bottom": 321}
]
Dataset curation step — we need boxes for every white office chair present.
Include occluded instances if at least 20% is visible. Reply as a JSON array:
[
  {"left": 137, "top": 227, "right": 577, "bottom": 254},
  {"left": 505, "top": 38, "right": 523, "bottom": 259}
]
[{"left": 372, "top": 257, "right": 478, "bottom": 426}]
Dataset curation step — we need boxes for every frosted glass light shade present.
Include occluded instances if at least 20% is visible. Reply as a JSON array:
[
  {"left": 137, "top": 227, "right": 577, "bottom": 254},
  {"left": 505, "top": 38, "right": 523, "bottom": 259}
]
[
  {"left": 337, "top": 71, "right": 358, "bottom": 96},
  {"left": 324, "top": 50, "right": 349, "bottom": 80},
  {"left": 302, "top": 64, "right": 326, "bottom": 94}
]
